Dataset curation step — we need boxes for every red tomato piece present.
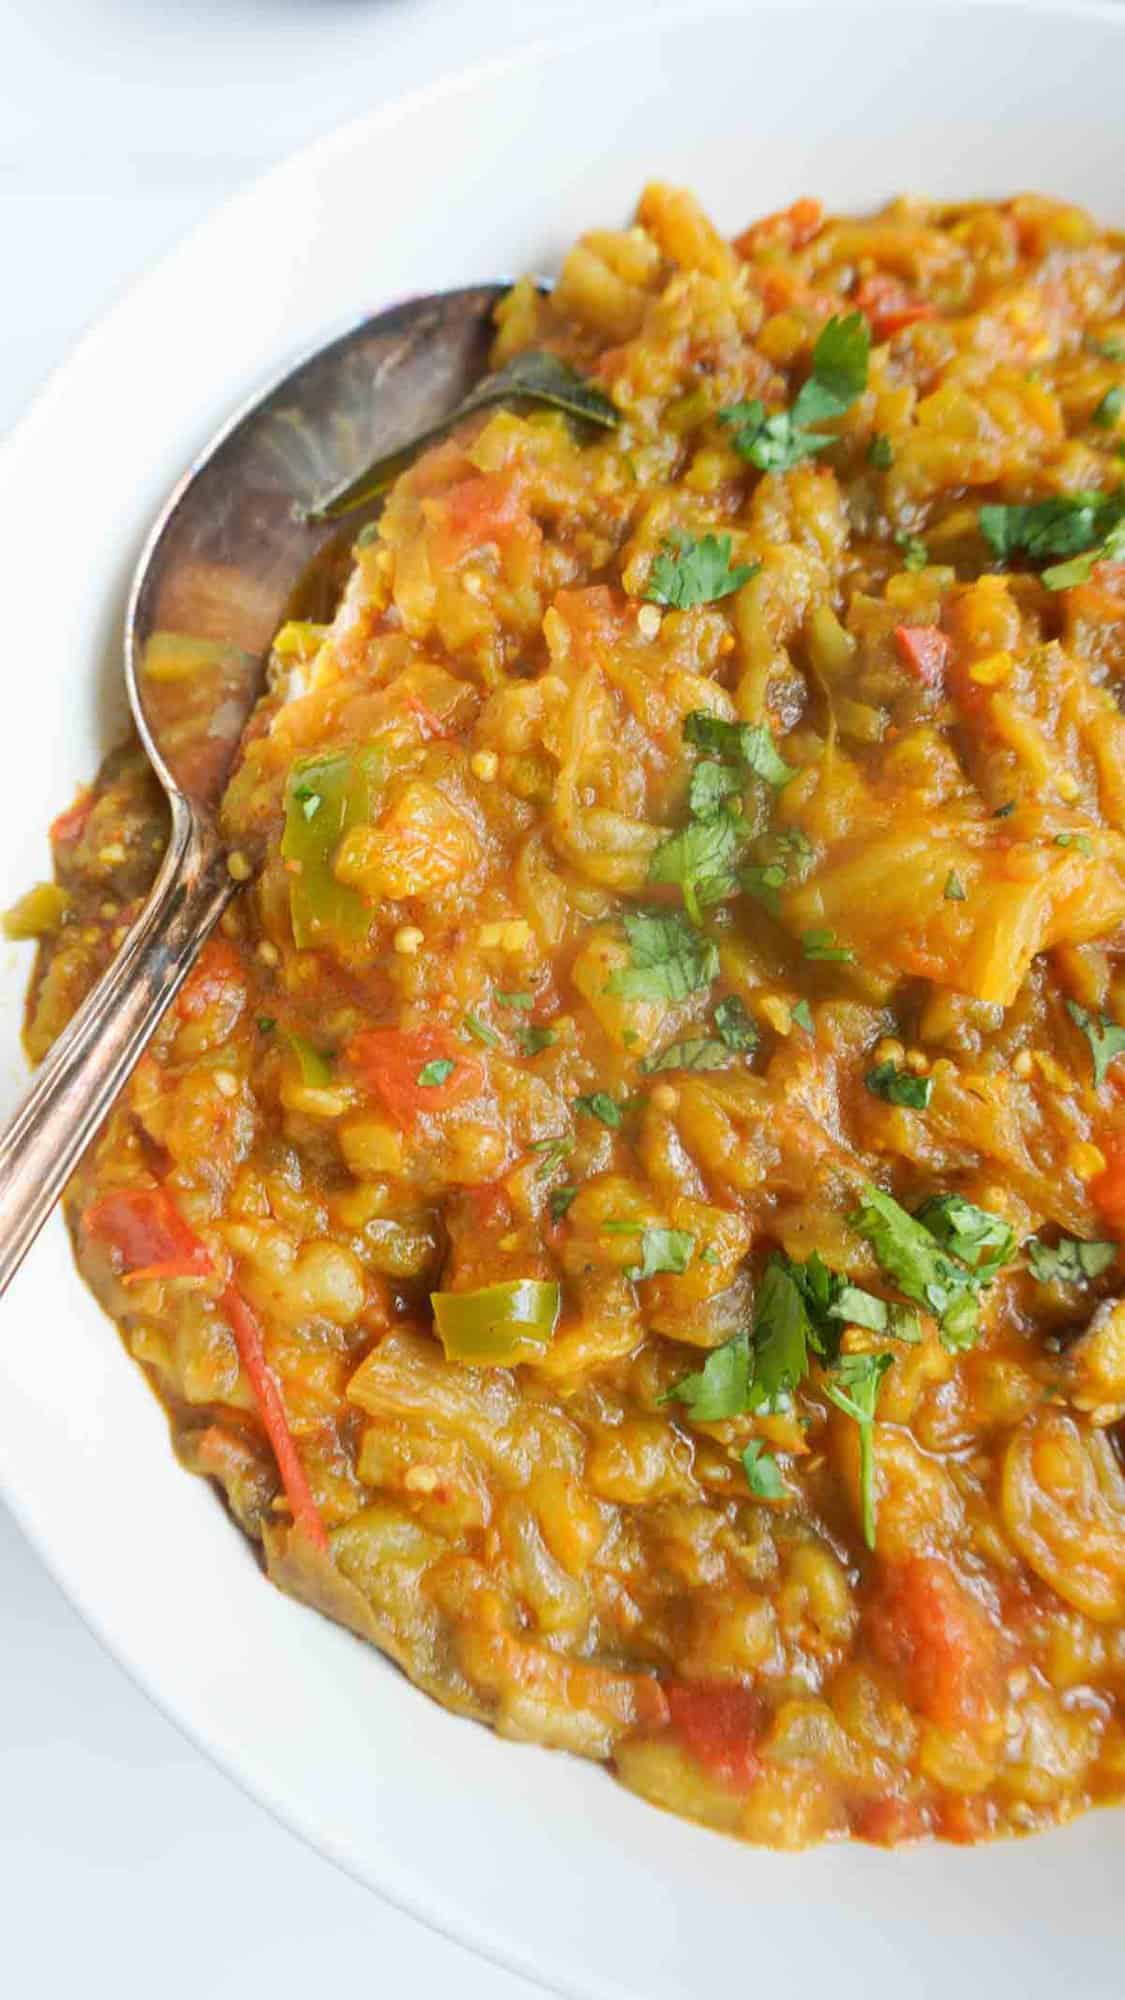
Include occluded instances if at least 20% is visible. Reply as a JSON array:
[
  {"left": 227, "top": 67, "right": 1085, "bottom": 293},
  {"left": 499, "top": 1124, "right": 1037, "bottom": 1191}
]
[
  {"left": 219, "top": 1284, "right": 327, "bottom": 1550},
  {"left": 1090, "top": 1134, "right": 1125, "bottom": 1233},
  {"left": 893, "top": 623, "right": 950, "bottom": 686},
  {"left": 81, "top": 1186, "right": 214, "bottom": 1283},
  {"left": 49, "top": 790, "right": 94, "bottom": 846},
  {"left": 867, "top": 1555, "right": 1002, "bottom": 1736},
  {"left": 664, "top": 1681, "right": 761, "bottom": 1792},
  {"left": 852, "top": 1796, "right": 930, "bottom": 1846},
  {"left": 176, "top": 933, "right": 248, "bottom": 1023},
  {"left": 735, "top": 196, "right": 823, "bottom": 256},
  {"left": 854, "top": 274, "right": 937, "bottom": 339},
  {"left": 347, "top": 1025, "right": 484, "bottom": 1129},
  {"left": 436, "top": 472, "right": 540, "bottom": 563}
]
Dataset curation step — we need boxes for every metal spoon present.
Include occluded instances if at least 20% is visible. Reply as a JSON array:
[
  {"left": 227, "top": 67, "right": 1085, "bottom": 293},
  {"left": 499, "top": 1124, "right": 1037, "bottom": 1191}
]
[{"left": 0, "top": 283, "right": 512, "bottom": 1295}]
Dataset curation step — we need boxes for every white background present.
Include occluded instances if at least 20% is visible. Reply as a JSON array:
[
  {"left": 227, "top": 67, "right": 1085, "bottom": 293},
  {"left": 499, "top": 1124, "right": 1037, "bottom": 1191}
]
[{"left": 0, "top": 3, "right": 599, "bottom": 1994}]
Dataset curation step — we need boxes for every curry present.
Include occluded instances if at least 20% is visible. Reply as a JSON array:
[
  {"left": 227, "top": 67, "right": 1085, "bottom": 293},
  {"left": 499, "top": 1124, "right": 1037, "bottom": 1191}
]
[{"left": 11, "top": 184, "right": 1125, "bottom": 1848}]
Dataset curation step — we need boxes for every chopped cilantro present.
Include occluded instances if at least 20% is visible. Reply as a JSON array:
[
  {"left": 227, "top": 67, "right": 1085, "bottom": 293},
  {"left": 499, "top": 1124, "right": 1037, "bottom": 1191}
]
[
  {"left": 867, "top": 433, "right": 894, "bottom": 469},
  {"left": 944, "top": 870, "right": 967, "bottom": 901},
  {"left": 644, "top": 531, "right": 758, "bottom": 609},
  {"left": 897, "top": 533, "right": 928, "bottom": 571},
  {"left": 719, "top": 314, "right": 870, "bottom": 472},
  {"left": 791, "top": 998, "right": 814, "bottom": 1035},
  {"left": 683, "top": 709, "right": 795, "bottom": 788},
  {"left": 417, "top": 1058, "right": 455, "bottom": 1087},
  {"left": 688, "top": 758, "right": 742, "bottom": 819},
  {"left": 1088, "top": 335, "right": 1125, "bottom": 362},
  {"left": 1054, "top": 831, "right": 1094, "bottom": 856},
  {"left": 750, "top": 1260, "right": 814, "bottom": 1410},
  {"left": 630, "top": 1227, "right": 695, "bottom": 1280},
  {"left": 849, "top": 1183, "right": 981, "bottom": 1349},
  {"left": 714, "top": 994, "right": 759, "bottom": 1053},
  {"left": 829, "top": 1282, "right": 921, "bottom": 1343},
  {"left": 742, "top": 1440, "right": 787, "bottom": 1501},
  {"left": 639, "top": 1038, "right": 731, "bottom": 1074},
  {"left": 913, "top": 1193, "right": 1016, "bottom": 1278},
  {"left": 518, "top": 1023, "right": 557, "bottom": 1056},
  {"left": 549, "top": 1186, "right": 577, "bottom": 1221},
  {"left": 607, "top": 909, "right": 720, "bottom": 1004},
  {"left": 496, "top": 990, "right": 533, "bottom": 1009},
  {"left": 574, "top": 1091, "right": 621, "bottom": 1128},
  {"left": 293, "top": 784, "right": 322, "bottom": 821},
  {"left": 602, "top": 1219, "right": 645, "bottom": 1235},
  {"left": 801, "top": 927, "right": 856, "bottom": 964},
  {"left": 979, "top": 490, "right": 1125, "bottom": 590},
  {"left": 865, "top": 1061, "right": 932, "bottom": 1110},
  {"left": 1094, "top": 386, "right": 1125, "bottom": 429},
  {"left": 823, "top": 1351, "right": 893, "bottom": 1550},
  {"left": 649, "top": 814, "right": 742, "bottom": 924},
  {"left": 532, "top": 1136, "right": 571, "bottom": 1179},
  {"left": 741, "top": 861, "right": 788, "bottom": 912},
  {"left": 1065, "top": 999, "right": 1125, "bottom": 1088},
  {"left": 664, "top": 1330, "right": 751, "bottom": 1421},
  {"left": 257, "top": 1016, "right": 276, "bottom": 1034},
  {"left": 1027, "top": 1235, "right": 1117, "bottom": 1285},
  {"left": 463, "top": 1010, "right": 501, "bottom": 1049}
]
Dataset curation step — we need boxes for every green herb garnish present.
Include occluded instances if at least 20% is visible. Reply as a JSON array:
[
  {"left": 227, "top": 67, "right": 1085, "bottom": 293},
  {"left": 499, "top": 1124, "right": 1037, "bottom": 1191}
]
[
  {"left": 649, "top": 814, "right": 742, "bottom": 924},
  {"left": 683, "top": 709, "right": 795, "bottom": 788},
  {"left": 463, "top": 1011, "right": 501, "bottom": 1049},
  {"left": 791, "top": 999, "right": 814, "bottom": 1035},
  {"left": 866, "top": 1061, "right": 932, "bottom": 1110},
  {"left": 639, "top": 1038, "right": 731, "bottom": 1074},
  {"left": 1065, "top": 999, "right": 1125, "bottom": 1088},
  {"left": 629, "top": 1227, "right": 695, "bottom": 1280},
  {"left": 518, "top": 1024, "right": 557, "bottom": 1056},
  {"left": 897, "top": 534, "right": 928, "bottom": 571},
  {"left": 574, "top": 1091, "right": 622, "bottom": 1128},
  {"left": 714, "top": 994, "right": 759, "bottom": 1052},
  {"left": 913, "top": 1192, "right": 1016, "bottom": 1279},
  {"left": 719, "top": 313, "right": 870, "bottom": 472},
  {"left": 944, "top": 870, "right": 967, "bottom": 901},
  {"left": 644, "top": 531, "right": 758, "bottom": 609},
  {"left": 607, "top": 909, "right": 720, "bottom": 1004},
  {"left": 1094, "top": 386, "right": 1125, "bottom": 429},
  {"left": 418, "top": 1058, "right": 455, "bottom": 1087},
  {"left": 801, "top": 927, "right": 856, "bottom": 964},
  {"left": 849, "top": 1184, "right": 981, "bottom": 1349},
  {"left": 549, "top": 1186, "right": 578, "bottom": 1221},
  {"left": 257, "top": 1016, "right": 277, "bottom": 1034},
  {"left": 1054, "top": 832, "right": 1094, "bottom": 856},
  {"left": 742, "top": 1440, "right": 786, "bottom": 1500},
  {"left": 979, "top": 490, "right": 1125, "bottom": 590},
  {"left": 867, "top": 433, "right": 894, "bottom": 469},
  {"left": 823, "top": 1351, "right": 893, "bottom": 1550},
  {"left": 1027, "top": 1235, "right": 1117, "bottom": 1285}
]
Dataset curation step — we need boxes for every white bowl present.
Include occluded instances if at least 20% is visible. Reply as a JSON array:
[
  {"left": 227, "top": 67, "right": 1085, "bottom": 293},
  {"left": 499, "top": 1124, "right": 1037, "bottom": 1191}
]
[{"left": 2, "top": 6, "right": 1123, "bottom": 1996}]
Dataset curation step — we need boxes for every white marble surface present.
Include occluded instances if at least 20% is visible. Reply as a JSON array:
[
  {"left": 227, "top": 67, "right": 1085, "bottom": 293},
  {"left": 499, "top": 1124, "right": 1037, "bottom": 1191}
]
[{"left": 0, "top": 3, "right": 595, "bottom": 1993}]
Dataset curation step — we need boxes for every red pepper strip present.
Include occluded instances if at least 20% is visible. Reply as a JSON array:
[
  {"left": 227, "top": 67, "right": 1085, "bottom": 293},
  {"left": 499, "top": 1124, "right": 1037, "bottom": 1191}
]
[
  {"left": 664, "top": 1681, "right": 761, "bottom": 1793},
  {"left": 82, "top": 1186, "right": 215, "bottom": 1284},
  {"left": 220, "top": 1284, "right": 328, "bottom": 1550},
  {"left": 347, "top": 1024, "right": 483, "bottom": 1129},
  {"left": 893, "top": 623, "right": 950, "bottom": 686},
  {"left": 854, "top": 274, "right": 937, "bottom": 339},
  {"left": 49, "top": 789, "right": 94, "bottom": 845}
]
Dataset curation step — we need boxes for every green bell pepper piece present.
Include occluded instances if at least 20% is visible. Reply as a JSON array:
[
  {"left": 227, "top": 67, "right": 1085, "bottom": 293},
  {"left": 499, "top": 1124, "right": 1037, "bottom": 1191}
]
[
  {"left": 430, "top": 1280, "right": 561, "bottom": 1365},
  {"left": 285, "top": 1032, "right": 334, "bottom": 1088},
  {"left": 281, "top": 747, "right": 383, "bottom": 951}
]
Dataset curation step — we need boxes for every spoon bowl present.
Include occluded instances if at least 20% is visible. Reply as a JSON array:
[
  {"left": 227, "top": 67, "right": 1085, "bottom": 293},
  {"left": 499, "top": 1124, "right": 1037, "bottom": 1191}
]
[{"left": 0, "top": 284, "right": 508, "bottom": 1294}]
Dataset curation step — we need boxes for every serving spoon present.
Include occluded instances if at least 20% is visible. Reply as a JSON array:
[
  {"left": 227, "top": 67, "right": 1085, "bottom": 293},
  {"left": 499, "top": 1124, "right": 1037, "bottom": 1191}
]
[{"left": 0, "top": 284, "right": 522, "bottom": 1296}]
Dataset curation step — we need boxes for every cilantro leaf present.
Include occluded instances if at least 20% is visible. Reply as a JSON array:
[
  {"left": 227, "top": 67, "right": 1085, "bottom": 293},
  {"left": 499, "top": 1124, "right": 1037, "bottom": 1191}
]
[
  {"left": 944, "top": 870, "right": 967, "bottom": 901},
  {"left": 829, "top": 1282, "right": 921, "bottom": 1343},
  {"left": 574, "top": 1091, "right": 621, "bottom": 1128},
  {"left": 791, "top": 999, "right": 814, "bottom": 1035},
  {"left": 868, "top": 433, "right": 894, "bottom": 469},
  {"left": 801, "top": 927, "right": 856, "bottom": 964},
  {"left": 644, "top": 531, "right": 759, "bottom": 609},
  {"left": 720, "top": 314, "right": 869, "bottom": 472},
  {"left": 648, "top": 814, "right": 742, "bottom": 924},
  {"left": 1027, "top": 1235, "right": 1117, "bottom": 1284},
  {"left": 1094, "top": 386, "right": 1125, "bottom": 429},
  {"left": 742, "top": 1439, "right": 787, "bottom": 1500},
  {"left": 1065, "top": 998, "right": 1125, "bottom": 1088},
  {"left": 714, "top": 994, "right": 759, "bottom": 1052},
  {"left": 849, "top": 1184, "right": 980, "bottom": 1348},
  {"left": 549, "top": 1186, "right": 577, "bottom": 1221},
  {"left": 496, "top": 990, "right": 533, "bottom": 1010},
  {"left": 823, "top": 1351, "right": 893, "bottom": 1550},
  {"left": 463, "top": 1011, "right": 500, "bottom": 1048},
  {"left": 865, "top": 1061, "right": 932, "bottom": 1110},
  {"left": 897, "top": 533, "right": 928, "bottom": 572},
  {"left": 1054, "top": 831, "right": 1094, "bottom": 856},
  {"left": 532, "top": 1136, "right": 572, "bottom": 1178},
  {"left": 749, "top": 1260, "right": 813, "bottom": 1410},
  {"left": 688, "top": 759, "right": 741, "bottom": 819},
  {"left": 418, "top": 1057, "right": 455, "bottom": 1087},
  {"left": 518, "top": 1023, "right": 557, "bottom": 1055},
  {"left": 630, "top": 1227, "right": 695, "bottom": 1280},
  {"left": 912, "top": 1193, "right": 1016, "bottom": 1278},
  {"left": 792, "top": 313, "right": 870, "bottom": 426},
  {"left": 683, "top": 710, "right": 795, "bottom": 788},
  {"left": 664, "top": 1330, "right": 751, "bottom": 1421},
  {"left": 979, "top": 490, "right": 1125, "bottom": 589},
  {"left": 639, "top": 1038, "right": 731, "bottom": 1074},
  {"left": 607, "top": 909, "right": 720, "bottom": 1004}
]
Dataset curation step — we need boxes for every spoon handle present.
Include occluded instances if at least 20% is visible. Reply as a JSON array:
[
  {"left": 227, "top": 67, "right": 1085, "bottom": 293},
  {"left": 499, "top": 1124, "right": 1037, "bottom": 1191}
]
[{"left": 0, "top": 803, "right": 233, "bottom": 1297}]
